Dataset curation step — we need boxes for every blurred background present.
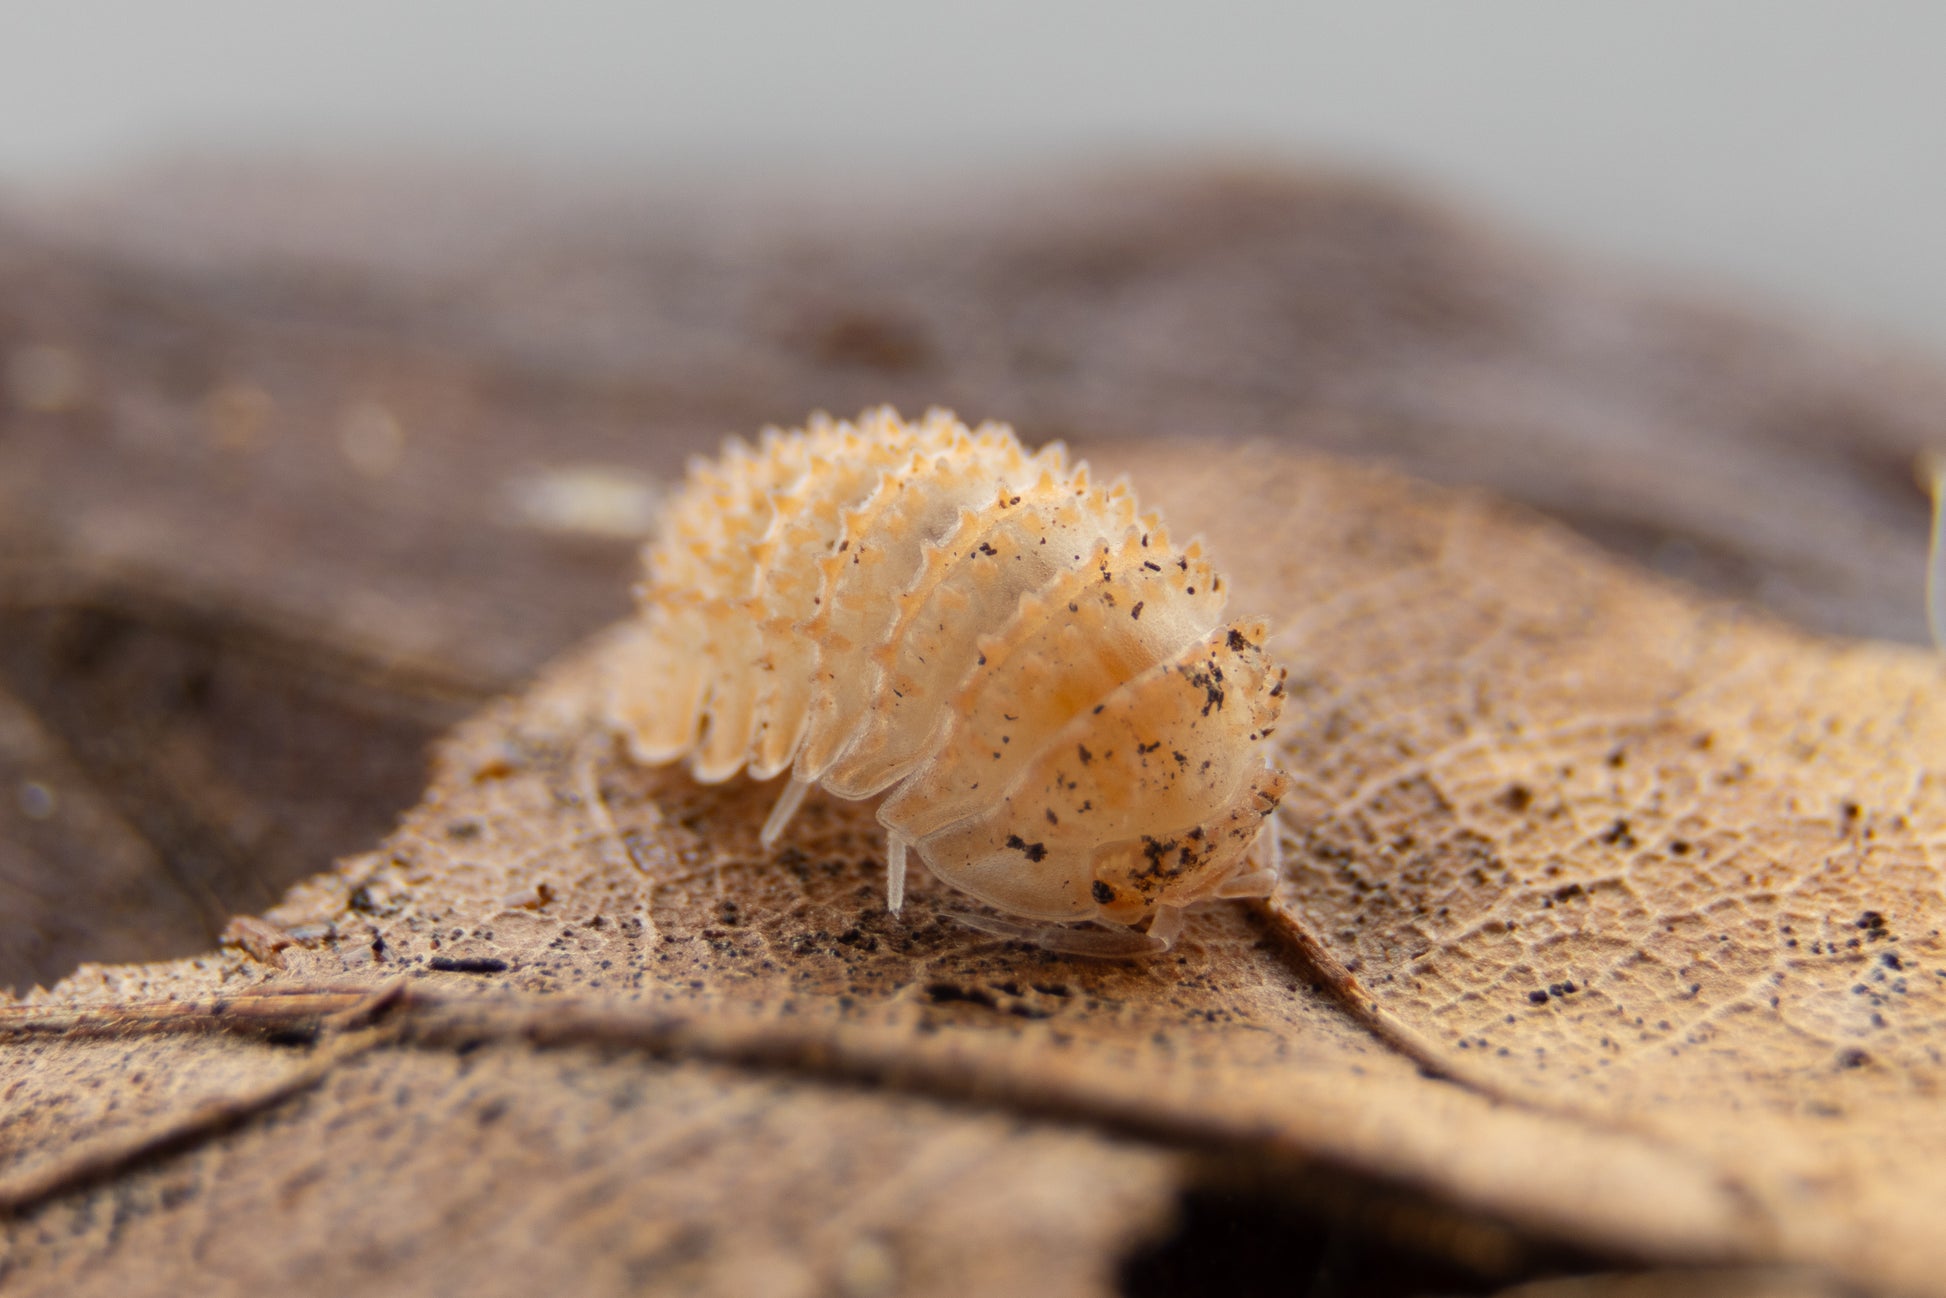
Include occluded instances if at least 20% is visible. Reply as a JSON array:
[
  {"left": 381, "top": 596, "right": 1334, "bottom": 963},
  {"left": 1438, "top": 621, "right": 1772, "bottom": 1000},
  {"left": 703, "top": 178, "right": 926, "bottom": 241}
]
[{"left": 4, "top": 0, "right": 1944, "bottom": 354}]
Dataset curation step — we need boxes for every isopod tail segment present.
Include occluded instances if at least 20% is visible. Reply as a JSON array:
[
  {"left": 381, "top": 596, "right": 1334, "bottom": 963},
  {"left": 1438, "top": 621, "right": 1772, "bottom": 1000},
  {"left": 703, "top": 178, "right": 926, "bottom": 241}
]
[{"left": 610, "top": 408, "right": 1293, "bottom": 957}]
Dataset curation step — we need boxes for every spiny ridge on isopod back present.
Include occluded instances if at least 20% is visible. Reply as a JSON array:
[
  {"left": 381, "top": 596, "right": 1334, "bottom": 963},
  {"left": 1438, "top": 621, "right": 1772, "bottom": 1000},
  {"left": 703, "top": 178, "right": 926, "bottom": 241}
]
[{"left": 606, "top": 407, "right": 1290, "bottom": 954}]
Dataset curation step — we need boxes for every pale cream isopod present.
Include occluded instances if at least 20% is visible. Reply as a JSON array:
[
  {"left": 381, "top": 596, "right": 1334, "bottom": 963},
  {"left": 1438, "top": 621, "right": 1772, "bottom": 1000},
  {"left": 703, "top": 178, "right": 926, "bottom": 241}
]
[{"left": 606, "top": 408, "right": 1290, "bottom": 954}]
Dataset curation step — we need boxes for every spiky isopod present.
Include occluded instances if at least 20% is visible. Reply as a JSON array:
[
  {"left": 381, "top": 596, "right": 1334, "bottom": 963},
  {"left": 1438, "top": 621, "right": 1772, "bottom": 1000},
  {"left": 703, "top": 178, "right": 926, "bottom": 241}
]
[{"left": 606, "top": 408, "right": 1290, "bottom": 954}]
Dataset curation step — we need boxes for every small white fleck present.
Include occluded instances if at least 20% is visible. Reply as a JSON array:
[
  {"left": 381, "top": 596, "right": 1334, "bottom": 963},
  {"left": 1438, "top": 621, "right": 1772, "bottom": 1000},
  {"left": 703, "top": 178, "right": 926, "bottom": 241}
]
[
  {"left": 509, "top": 465, "right": 662, "bottom": 539},
  {"left": 16, "top": 780, "right": 56, "bottom": 820}
]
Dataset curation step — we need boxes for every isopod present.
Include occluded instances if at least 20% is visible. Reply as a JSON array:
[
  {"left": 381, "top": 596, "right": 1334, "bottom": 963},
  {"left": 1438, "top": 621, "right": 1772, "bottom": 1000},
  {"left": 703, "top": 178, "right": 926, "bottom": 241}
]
[{"left": 606, "top": 407, "right": 1289, "bottom": 954}]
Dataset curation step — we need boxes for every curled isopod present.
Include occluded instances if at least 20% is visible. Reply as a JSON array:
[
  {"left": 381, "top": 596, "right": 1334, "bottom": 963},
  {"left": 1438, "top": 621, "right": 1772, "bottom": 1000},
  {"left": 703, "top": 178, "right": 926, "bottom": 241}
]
[{"left": 605, "top": 407, "right": 1290, "bottom": 954}]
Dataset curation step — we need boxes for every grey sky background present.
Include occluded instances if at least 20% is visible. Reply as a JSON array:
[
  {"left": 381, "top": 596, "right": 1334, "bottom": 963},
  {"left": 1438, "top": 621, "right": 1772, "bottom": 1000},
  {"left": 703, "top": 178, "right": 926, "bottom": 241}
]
[{"left": 3, "top": 2, "right": 1943, "bottom": 357}]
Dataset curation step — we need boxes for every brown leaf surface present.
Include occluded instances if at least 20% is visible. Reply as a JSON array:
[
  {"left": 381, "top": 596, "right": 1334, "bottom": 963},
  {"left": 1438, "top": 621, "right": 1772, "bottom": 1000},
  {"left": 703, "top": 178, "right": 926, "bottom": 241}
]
[
  {"left": 0, "top": 576, "right": 485, "bottom": 988},
  {"left": 0, "top": 679, "right": 209, "bottom": 986},
  {"left": 1194, "top": 448, "right": 1946, "bottom": 1293},
  {"left": 3, "top": 1028, "right": 1179, "bottom": 1298},
  {"left": 9, "top": 440, "right": 1937, "bottom": 1296}
]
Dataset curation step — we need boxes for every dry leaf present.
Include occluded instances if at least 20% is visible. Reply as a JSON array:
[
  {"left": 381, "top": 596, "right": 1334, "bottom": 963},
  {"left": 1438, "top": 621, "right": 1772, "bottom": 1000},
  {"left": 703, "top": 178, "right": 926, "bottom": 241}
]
[
  {"left": 1201, "top": 448, "right": 1946, "bottom": 1294},
  {"left": 8, "top": 440, "right": 1935, "bottom": 1295},
  {"left": 2, "top": 1026, "right": 1177, "bottom": 1298},
  {"left": 1162, "top": 444, "right": 1946, "bottom": 1296}
]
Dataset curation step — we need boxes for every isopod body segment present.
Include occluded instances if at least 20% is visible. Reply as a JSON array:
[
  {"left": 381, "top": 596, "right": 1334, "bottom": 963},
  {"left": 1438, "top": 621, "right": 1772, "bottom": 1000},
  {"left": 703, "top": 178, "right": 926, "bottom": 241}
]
[{"left": 606, "top": 408, "right": 1289, "bottom": 951}]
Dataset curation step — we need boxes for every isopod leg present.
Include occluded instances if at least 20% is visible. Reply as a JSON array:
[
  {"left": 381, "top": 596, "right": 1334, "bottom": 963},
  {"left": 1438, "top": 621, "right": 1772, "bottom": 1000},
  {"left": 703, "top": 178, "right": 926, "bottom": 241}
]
[
  {"left": 759, "top": 776, "right": 813, "bottom": 848},
  {"left": 1261, "top": 810, "right": 1284, "bottom": 878},
  {"left": 1144, "top": 903, "right": 1185, "bottom": 949},
  {"left": 1214, "top": 816, "right": 1283, "bottom": 899},
  {"left": 886, "top": 834, "right": 909, "bottom": 913},
  {"left": 1215, "top": 869, "right": 1278, "bottom": 899}
]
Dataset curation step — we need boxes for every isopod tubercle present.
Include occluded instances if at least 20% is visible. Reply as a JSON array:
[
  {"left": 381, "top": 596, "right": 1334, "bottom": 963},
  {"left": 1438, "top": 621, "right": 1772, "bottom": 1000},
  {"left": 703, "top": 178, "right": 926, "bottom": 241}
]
[{"left": 606, "top": 407, "right": 1290, "bottom": 954}]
